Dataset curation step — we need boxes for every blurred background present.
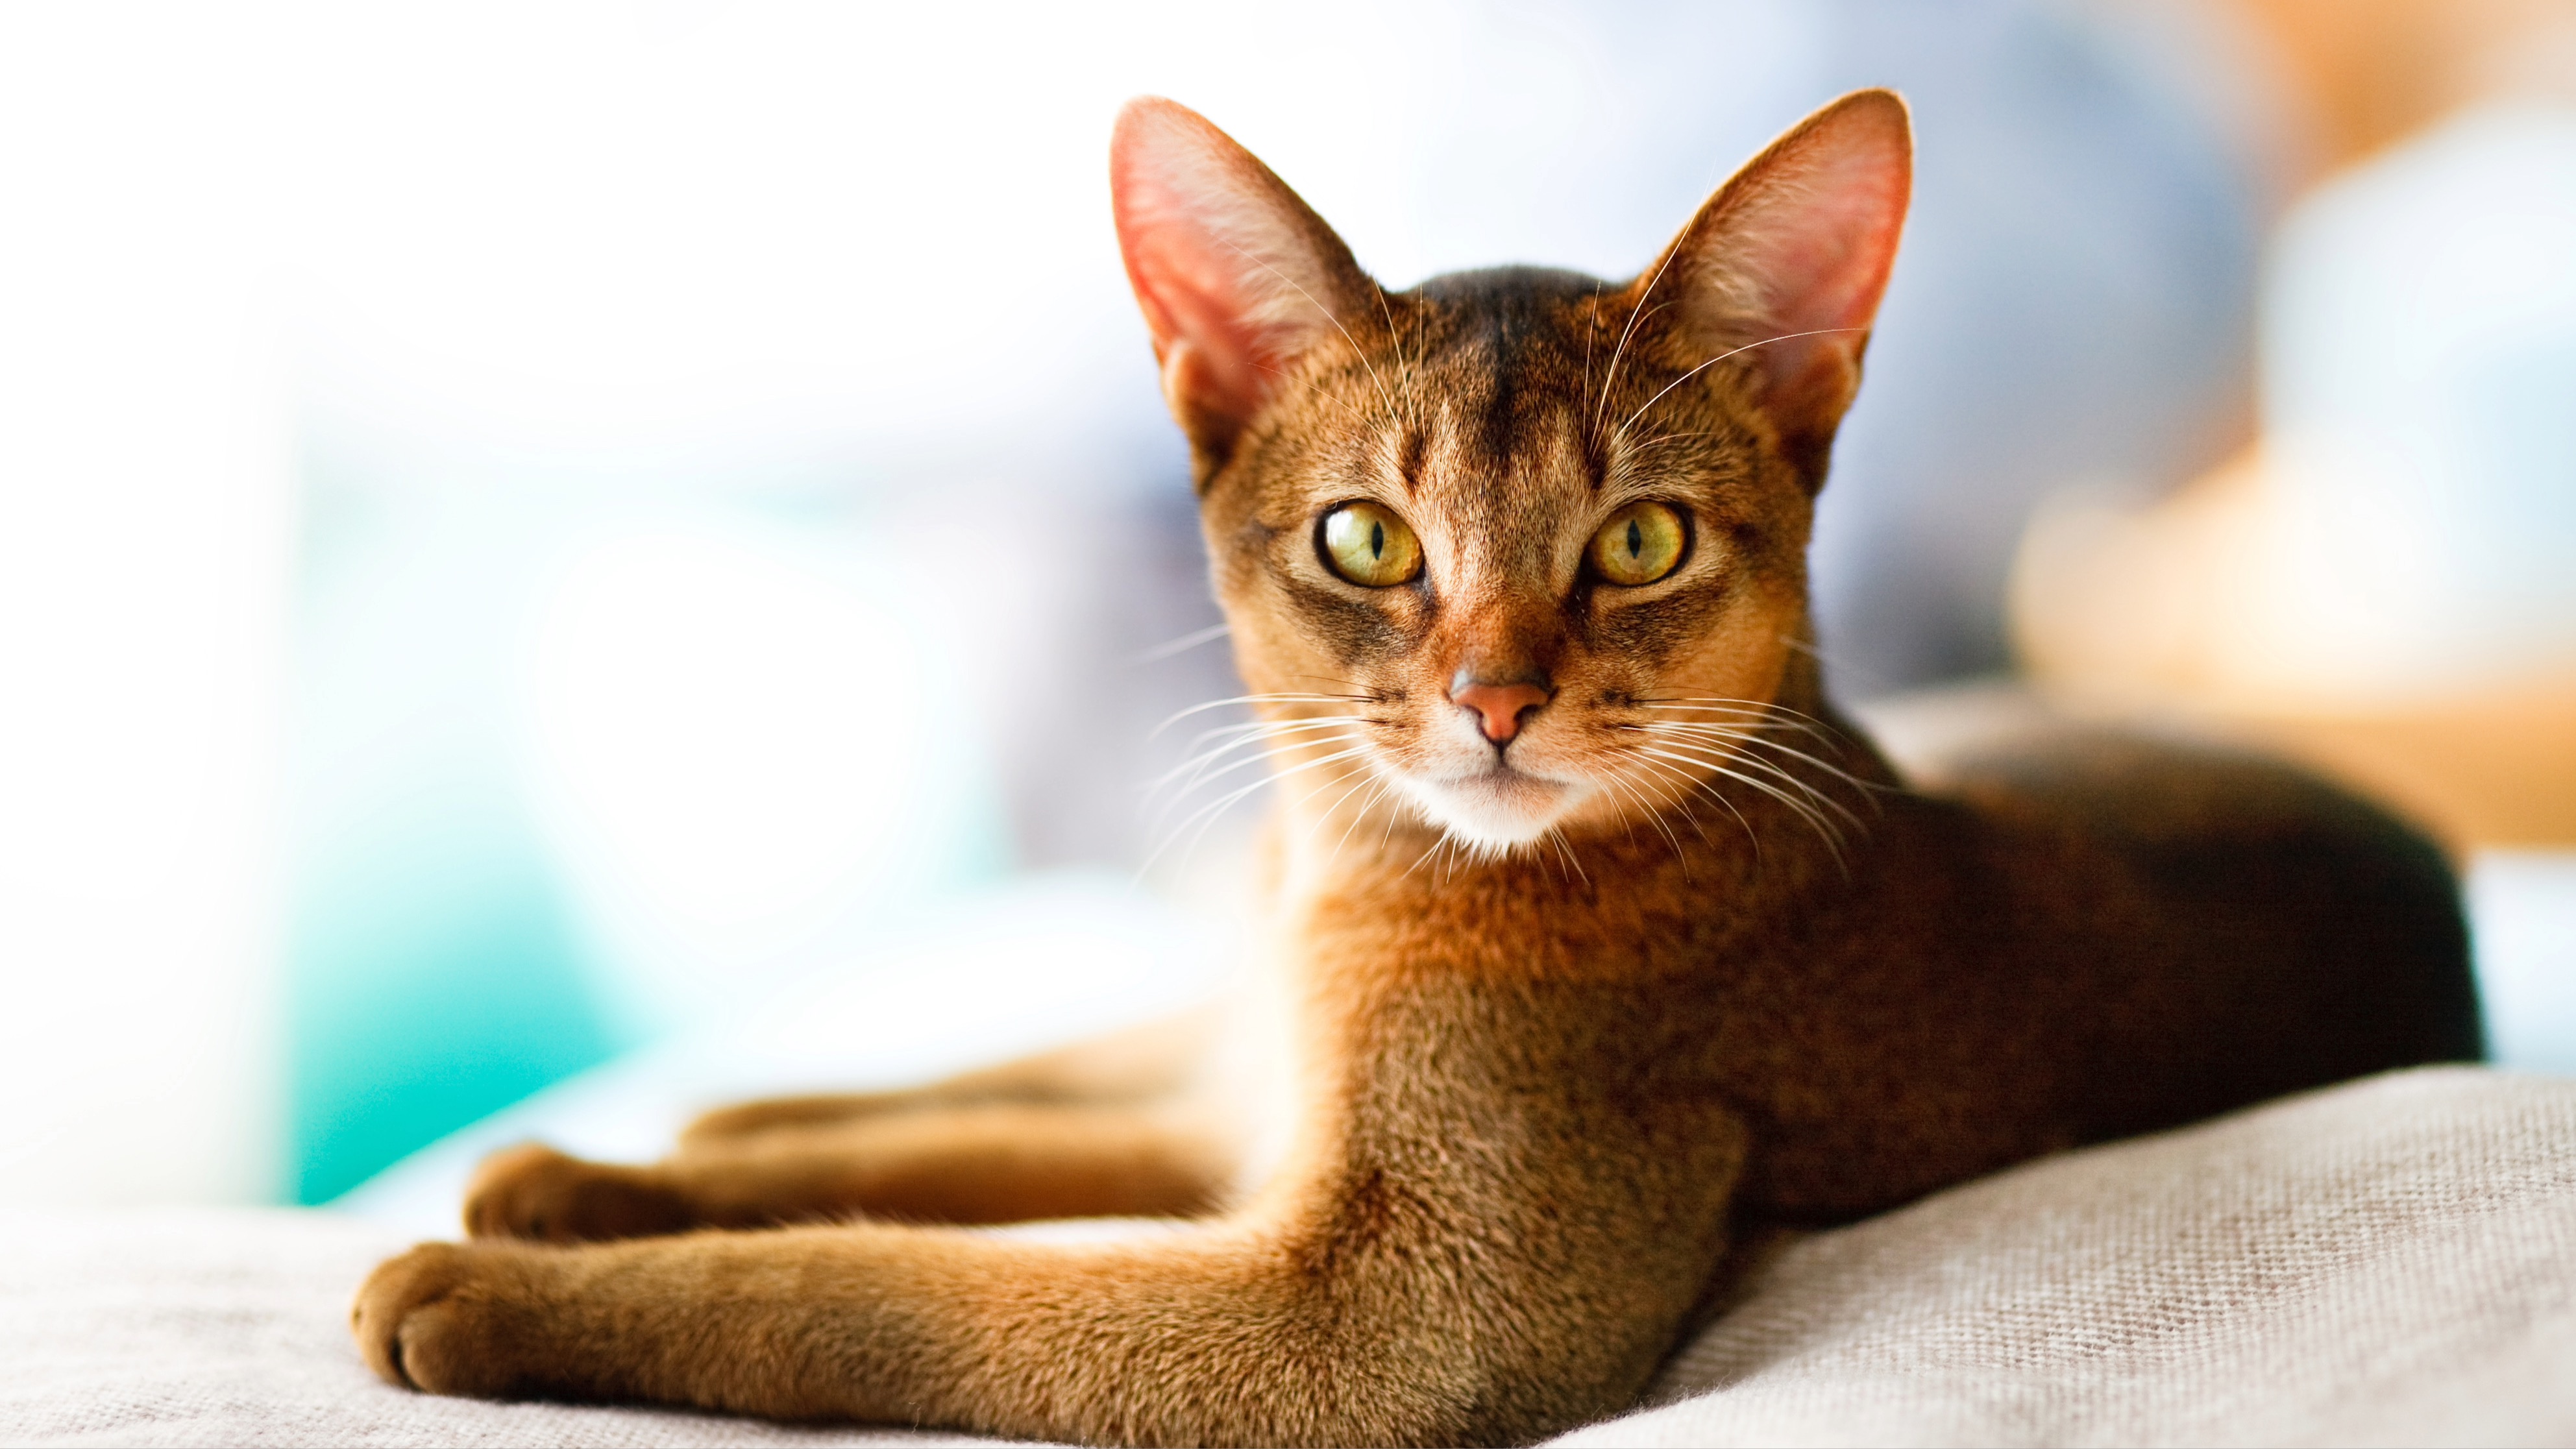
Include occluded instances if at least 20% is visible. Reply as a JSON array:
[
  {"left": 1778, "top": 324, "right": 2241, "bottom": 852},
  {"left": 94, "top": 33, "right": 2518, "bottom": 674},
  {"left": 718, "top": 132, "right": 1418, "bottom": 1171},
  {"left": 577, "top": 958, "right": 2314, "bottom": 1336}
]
[{"left": 1, "top": 0, "right": 2570, "bottom": 1212}]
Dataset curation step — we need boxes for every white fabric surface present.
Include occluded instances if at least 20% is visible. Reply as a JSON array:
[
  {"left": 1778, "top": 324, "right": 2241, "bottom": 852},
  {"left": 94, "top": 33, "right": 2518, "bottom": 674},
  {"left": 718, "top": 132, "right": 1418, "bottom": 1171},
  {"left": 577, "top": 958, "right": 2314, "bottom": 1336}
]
[
  {"left": 1573, "top": 1066, "right": 2576, "bottom": 1446},
  {"left": 6, "top": 1067, "right": 2573, "bottom": 1447}
]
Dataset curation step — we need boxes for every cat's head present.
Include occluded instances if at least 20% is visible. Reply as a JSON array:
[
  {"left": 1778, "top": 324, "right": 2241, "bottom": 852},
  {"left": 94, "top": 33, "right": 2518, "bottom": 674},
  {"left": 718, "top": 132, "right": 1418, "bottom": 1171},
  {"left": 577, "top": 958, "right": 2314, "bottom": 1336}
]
[{"left": 1112, "top": 93, "right": 1909, "bottom": 857}]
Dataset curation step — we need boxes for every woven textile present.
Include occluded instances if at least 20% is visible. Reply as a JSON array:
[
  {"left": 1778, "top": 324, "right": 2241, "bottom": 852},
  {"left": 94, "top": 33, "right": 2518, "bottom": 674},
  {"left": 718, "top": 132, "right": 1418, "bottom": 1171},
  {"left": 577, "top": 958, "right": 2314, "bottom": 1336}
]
[
  {"left": 1567, "top": 1066, "right": 2576, "bottom": 1445},
  {"left": 6, "top": 1067, "right": 2572, "bottom": 1447}
]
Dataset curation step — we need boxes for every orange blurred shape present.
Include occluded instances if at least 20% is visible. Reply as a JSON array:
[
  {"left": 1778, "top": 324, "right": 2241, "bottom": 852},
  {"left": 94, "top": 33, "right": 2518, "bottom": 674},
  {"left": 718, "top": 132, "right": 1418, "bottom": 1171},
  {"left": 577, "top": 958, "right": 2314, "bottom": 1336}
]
[
  {"left": 2012, "top": 450, "right": 2576, "bottom": 852},
  {"left": 2234, "top": 0, "right": 2576, "bottom": 169}
]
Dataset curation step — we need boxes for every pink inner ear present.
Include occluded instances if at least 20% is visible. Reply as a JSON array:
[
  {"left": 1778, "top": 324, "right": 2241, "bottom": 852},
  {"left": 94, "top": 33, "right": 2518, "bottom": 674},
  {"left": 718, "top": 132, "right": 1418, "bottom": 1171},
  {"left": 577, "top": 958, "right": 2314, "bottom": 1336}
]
[
  {"left": 1698, "top": 97, "right": 1912, "bottom": 394},
  {"left": 1110, "top": 99, "right": 1355, "bottom": 439},
  {"left": 1114, "top": 176, "right": 1276, "bottom": 421},
  {"left": 1756, "top": 158, "right": 1908, "bottom": 341}
]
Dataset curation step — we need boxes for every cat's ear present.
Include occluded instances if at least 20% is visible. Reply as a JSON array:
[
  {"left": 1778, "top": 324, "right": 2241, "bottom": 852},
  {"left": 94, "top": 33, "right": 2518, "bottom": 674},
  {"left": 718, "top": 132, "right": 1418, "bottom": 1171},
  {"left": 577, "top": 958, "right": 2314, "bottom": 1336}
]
[
  {"left": 1111, "top": 97, "right": 1378, "bottom": 478},
  {"left": 1645, "top": 89, "right": 1912, "bottom": 491}
]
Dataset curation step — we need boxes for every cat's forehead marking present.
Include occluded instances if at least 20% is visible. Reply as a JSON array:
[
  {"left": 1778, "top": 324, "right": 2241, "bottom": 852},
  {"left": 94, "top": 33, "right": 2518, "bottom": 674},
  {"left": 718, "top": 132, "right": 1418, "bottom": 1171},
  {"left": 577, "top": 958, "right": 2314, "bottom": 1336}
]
[
  {"left": 1399, "top": 407, "right": 1590, "bottom": 592},
  {"left": 1413, "top": 274, "right": 1589, "bottom": 456},
  {"left": 1397, "top": 272, "right": 1599, "bottom": 518},
  {"left": 1394, "top": 425, "right": 1429, "bottom": 498}
]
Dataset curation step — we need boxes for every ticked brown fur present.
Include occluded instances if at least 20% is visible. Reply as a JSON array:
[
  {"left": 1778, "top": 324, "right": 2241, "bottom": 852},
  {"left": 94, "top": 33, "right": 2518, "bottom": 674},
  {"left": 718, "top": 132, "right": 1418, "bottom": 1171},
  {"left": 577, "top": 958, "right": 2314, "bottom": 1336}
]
[{"left": 354, "top": 91, "right": 2478, "bottom": 1446}]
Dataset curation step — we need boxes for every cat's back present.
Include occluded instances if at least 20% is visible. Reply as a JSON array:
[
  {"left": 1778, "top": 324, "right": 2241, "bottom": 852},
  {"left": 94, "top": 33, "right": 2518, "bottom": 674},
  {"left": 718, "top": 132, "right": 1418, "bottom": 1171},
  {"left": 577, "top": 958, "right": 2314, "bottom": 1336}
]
[{"left": 1866, "top": 688, "right": 2482, "bottom": 1135}]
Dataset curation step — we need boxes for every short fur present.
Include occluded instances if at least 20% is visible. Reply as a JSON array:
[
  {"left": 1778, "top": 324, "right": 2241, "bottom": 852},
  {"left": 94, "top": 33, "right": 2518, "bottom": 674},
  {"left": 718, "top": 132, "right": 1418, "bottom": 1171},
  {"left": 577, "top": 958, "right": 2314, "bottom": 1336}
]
[{"left": 354, "top": 91, "right": 2479, "bottom": 1447}]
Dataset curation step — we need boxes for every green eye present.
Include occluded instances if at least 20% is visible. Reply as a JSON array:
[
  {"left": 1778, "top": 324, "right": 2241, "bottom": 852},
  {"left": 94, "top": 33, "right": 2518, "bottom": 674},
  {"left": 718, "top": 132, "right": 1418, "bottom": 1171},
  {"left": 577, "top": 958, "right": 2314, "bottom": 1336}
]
[
  {"left": 1319, "top": 500, "right": 1423, "bottom": 587},
  {"left": 1588, "top": 501, "right": 1687, "bottom": 586}
]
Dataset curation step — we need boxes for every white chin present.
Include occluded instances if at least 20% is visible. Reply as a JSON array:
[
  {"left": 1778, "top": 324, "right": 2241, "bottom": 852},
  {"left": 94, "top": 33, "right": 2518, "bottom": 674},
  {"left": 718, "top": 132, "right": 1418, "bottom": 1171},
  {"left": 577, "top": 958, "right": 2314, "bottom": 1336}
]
[{"left": 1395, "top": 768, "right": 1585, "bottom": 855}]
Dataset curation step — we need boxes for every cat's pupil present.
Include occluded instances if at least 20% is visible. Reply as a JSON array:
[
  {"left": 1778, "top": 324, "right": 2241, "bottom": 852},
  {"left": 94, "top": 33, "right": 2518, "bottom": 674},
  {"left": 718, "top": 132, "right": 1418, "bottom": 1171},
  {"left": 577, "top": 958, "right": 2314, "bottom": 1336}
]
[
  {"left": 1626, "top": 520, "right": 1643, "bottom": 558},
  {"left": 1370, "top": 521, "right": 1384, "bottom": 559}
]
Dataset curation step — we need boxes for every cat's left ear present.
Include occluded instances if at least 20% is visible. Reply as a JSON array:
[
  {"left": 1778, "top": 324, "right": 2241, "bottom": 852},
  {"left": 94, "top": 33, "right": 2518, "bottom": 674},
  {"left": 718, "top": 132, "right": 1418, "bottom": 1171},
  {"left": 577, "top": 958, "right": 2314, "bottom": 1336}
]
[
  {"left": 1647, "top": 89, "right": 1913, "bottom": 492},
  {"left": 1111, "top": 97, "right": 1379, "bottom": 482}
]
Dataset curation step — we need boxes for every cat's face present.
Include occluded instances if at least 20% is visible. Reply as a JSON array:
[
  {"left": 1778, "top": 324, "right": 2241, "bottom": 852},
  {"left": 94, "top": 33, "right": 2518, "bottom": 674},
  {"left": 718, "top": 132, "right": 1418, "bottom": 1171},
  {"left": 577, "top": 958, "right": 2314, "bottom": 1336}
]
[{"left": 1114, "top": 94, "right": 1910, "bottom": 855}]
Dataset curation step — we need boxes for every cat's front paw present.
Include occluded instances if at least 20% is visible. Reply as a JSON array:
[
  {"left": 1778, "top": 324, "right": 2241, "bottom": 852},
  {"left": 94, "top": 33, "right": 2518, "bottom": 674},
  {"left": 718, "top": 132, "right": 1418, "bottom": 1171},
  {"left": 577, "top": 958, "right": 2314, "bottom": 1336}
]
[
  {"left": 464, "top": 1142, "right": 693, "bottom": 1243},
  {"left": 352, "top": 1241, "right": 543, "bottom": 1398}
]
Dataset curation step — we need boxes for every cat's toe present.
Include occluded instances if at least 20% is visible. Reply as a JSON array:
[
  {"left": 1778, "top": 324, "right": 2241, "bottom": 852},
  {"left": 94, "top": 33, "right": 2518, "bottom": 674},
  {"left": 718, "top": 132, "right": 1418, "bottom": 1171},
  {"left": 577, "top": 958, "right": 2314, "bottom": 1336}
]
[
  {"left": 352, "top": 1241, "right": 532, "bottom": 1398},
  {"left": 464, "top": 1143, "right": 694, "bottom": 1243}
]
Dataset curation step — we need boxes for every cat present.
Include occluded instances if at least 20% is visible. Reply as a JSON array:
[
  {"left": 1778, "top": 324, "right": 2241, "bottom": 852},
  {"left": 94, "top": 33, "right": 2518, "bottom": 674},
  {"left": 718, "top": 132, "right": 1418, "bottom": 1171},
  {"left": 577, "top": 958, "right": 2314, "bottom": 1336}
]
[{"left": 353, "top": 90, "right": 2480, "bottom": 1447}]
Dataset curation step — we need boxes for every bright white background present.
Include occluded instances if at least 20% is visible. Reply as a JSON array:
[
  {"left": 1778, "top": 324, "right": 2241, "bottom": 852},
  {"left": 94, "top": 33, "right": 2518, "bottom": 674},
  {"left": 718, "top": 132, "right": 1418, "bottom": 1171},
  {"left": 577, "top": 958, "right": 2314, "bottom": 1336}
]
[
  {"left": 19, "top": 1, "right": 2560, "bottom": 1212},
  {"left": 0, "top": 0, "right": 1851, "bottom": 1206}
]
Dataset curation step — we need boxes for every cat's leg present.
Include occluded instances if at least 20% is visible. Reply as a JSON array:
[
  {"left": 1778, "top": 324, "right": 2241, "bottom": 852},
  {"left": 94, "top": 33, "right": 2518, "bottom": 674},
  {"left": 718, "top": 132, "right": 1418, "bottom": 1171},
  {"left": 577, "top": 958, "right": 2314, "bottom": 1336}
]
[
  {"left": 356, "top": 1108, "right": 1749, "bottom": 1447},
  {"left": 465, "top": 1099, "right": 1234, "bottom": 1243},
  {"left": 676, "top": 1006, "right": 1219, "bottom": 1146}
]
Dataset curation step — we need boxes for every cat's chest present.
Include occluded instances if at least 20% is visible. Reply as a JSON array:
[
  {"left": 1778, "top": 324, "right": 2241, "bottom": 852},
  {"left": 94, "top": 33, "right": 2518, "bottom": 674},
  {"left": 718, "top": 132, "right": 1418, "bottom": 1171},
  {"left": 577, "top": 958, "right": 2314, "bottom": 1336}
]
[{"left": 1281, "top": 840, "right": 1782, "bottom": 989}]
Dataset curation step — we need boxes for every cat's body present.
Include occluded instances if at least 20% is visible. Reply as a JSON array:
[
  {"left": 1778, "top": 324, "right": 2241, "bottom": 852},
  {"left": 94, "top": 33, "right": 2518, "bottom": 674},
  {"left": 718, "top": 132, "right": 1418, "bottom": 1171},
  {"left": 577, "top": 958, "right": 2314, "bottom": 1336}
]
[{"left": 355, "top": 93, "right": 2479, "bottom": 1447}]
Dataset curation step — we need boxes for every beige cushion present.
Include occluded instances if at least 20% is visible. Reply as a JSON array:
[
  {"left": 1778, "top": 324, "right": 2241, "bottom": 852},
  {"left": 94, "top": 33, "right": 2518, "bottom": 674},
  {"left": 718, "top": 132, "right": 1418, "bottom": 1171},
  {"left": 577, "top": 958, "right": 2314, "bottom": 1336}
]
[
  {"left": 7, "top": 1067, "right": 2573, "bottom": 1447},
  {"left": 1569, "top": 1066, "right": 2576, "bottom": 1447}
]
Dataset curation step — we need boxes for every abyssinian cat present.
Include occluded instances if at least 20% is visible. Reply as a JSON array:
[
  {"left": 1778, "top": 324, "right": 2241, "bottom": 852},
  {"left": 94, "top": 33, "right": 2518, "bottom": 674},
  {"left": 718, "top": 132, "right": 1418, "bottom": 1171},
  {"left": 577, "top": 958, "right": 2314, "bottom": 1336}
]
[{"left": 354, "top": 91, "right": 2479, "bottom": 1446}]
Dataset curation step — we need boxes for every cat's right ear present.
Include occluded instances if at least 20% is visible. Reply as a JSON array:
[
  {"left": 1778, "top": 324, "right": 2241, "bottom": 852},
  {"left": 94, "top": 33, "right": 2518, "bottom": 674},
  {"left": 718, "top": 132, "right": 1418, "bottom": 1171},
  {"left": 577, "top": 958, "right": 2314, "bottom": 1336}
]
[
  {"left": 1645, "top": 89, "right": 1913, "bottom": 494},
  {"left": 1111, "top": 97, "right": 1377, "bottom": 480}
]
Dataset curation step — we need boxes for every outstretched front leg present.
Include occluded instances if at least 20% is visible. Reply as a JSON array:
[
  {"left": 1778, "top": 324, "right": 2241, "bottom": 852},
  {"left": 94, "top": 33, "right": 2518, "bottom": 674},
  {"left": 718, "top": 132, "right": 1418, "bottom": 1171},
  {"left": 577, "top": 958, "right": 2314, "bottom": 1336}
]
[
  {"left": 359, "top": 1047, "right": 1748, "bottom": 1446},
  {"left": 463, "top": 1008, "right": 1236, "bottom": 1243},
  {"left": 676, "top": 1008, "right": 1220, "bottom": 1147},
  {"left": 467, "top": 1099, "right": 1236, "bottom": 1242}
]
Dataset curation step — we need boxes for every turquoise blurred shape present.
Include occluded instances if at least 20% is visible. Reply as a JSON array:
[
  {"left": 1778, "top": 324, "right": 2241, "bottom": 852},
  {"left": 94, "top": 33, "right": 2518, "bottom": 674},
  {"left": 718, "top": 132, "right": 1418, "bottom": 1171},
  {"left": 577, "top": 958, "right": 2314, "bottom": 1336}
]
[
  {"left": 285, "top": 466, "right": 1008, "bottom": 1206},
  {"left": 289, "top": 788, "right": 616, "bottom": 1204}
]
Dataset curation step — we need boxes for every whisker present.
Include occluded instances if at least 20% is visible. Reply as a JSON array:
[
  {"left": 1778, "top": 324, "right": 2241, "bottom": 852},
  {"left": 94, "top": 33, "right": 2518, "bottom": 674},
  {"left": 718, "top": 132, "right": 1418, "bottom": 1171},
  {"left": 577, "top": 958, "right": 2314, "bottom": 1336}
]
[
  {"left": 1631, "top": 710, "right": 1842, "bottom": 749},
  {"left": 1369, "top": 284, "right": 1425, "bottom": 432},
  {"left": 1645, "top": 738, "right": 1869, "bottom": 838},
  {"left": 1218, "top": 238, "right": 1399, "bottom": 425},
  {"left": 1625, "top": 742, "right": 1765, "bottom": 857},
  {"left": 1151, "top": 722, "right": 1360, "bottom": 797},
  {"left": 1151, "top": 724, "right": 1356, "bottom": 800},
  {"left": 1671, "top": 756, "right": 1763, "bottom": 859},
  {"left": 1620, "top": 766, "right": 1701, "bottom": 873},
  {"left": 1617, "top": 705, "right": 1865, "bottom": 772},
  {"left": 1286, "top": 759, "right": 1373, "bottom": 819},
  {"left": 1629, "top": 705, "right": 1876, "bottom": 771},
  {"left": 1543, "top": 825, "right": 1589, "bottom": 886},
  {"left": 1377, "top": 777, "right": 1412, "bottom": 854},
  {"left": 1638, "top": 745, "right": 1851, "bottom": 861},
  {"left": 1599, "top": 772, "right": 1647, "bottom": 851},
  {"left": 1290, "top": 674, "right": 1391, "bottom": 696},
  {"left": 1612, "top": 328, "right": 1867, "bottom": 443},
  {"left": 1635, "top": 775, "right": 1692, "bottom": 864},
  {"left": 1639, "top": 735, "right": 1858, "bottom": 829},
  {"left": 1162, "top": 712, "right": 1361, "bottom": 760},
  {"left": 1326, "top": 777, "right": 1396, "bottom": 875},
  {"left": 1593, "top": 249, "right": 1688, "bottom": 446},
  {"left": 1147, "top": 692, "right": 1373, "bottom": 741},
  {"left": 1626, "top": 723, "right": 1889, "bottom": 806},
  {"left": 1402, "top": 832, "right": 1447, "bottom": 881},
  {"left": 1149, "top": 732, "right": 1362, "bottom": 832},
  {"left": 1139, "top": 743, "right": 1375, "bottom": 879},
  {"left": 1150, "top": 747, "right": 1327, "bottom": 825},
  {"left": 1607, "top": 430, "right": 1732, "bottom": 476},
  {"left": 1149, "top": 717, "right": 1372, "bottom": 795},
  {"left": 1131, "top": 622, "right": 1231, "bottom": 664},
  {"left": 1632, "top": 701, "right": 1860, "bottom": 762},
  {"left": 1639, "top": 694, "right": 1846, "bottom": 737},
  {"left": 1638, "top": 737, "right": 1844, "bottom": 834},
  {"left": 1581, "top": 292, "right": 1599, "bottom": 444},
  {"left": 1299, "top": 761, "right": 1386, "bottom": 858},
  {"left": 1619, "top": 751, "right": 1721, "bottom": 848}
]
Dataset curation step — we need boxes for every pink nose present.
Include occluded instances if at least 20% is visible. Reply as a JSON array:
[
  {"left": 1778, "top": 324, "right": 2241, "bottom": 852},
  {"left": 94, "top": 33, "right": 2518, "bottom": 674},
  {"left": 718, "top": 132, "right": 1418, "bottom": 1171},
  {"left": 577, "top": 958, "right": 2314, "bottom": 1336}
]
[{"left": 1448, "top": 679, "right": 1551, "bottom": 744}]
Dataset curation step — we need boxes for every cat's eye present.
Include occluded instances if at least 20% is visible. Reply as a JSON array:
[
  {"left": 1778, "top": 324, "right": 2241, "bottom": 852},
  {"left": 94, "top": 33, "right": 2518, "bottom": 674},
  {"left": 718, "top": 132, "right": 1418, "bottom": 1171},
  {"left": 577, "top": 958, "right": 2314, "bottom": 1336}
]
[
  {"left": 1588, "top": 501, "right": 1689, "bottom": 586},
  {"left": 1319, "top": 500, "right": 1424, "bottom": 587}
]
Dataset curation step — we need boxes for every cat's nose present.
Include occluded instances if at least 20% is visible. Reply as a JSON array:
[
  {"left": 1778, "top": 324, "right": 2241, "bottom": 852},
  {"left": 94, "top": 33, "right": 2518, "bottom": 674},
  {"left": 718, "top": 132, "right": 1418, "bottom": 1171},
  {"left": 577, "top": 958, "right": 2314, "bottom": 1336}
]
[{"left": 1447, "top": 672, "right": 1552, "bottom": 744}]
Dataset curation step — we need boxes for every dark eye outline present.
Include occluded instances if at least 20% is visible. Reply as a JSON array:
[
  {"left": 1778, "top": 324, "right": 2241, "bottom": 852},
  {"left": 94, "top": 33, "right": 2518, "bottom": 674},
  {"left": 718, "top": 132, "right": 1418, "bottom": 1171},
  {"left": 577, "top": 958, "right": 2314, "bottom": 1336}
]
[
  {"left": 1585, "top": 500, "right": 1693, "bottom": 587},
  {"left": 1315, "top": 500, "right": 1425, "bottom": 588}
]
